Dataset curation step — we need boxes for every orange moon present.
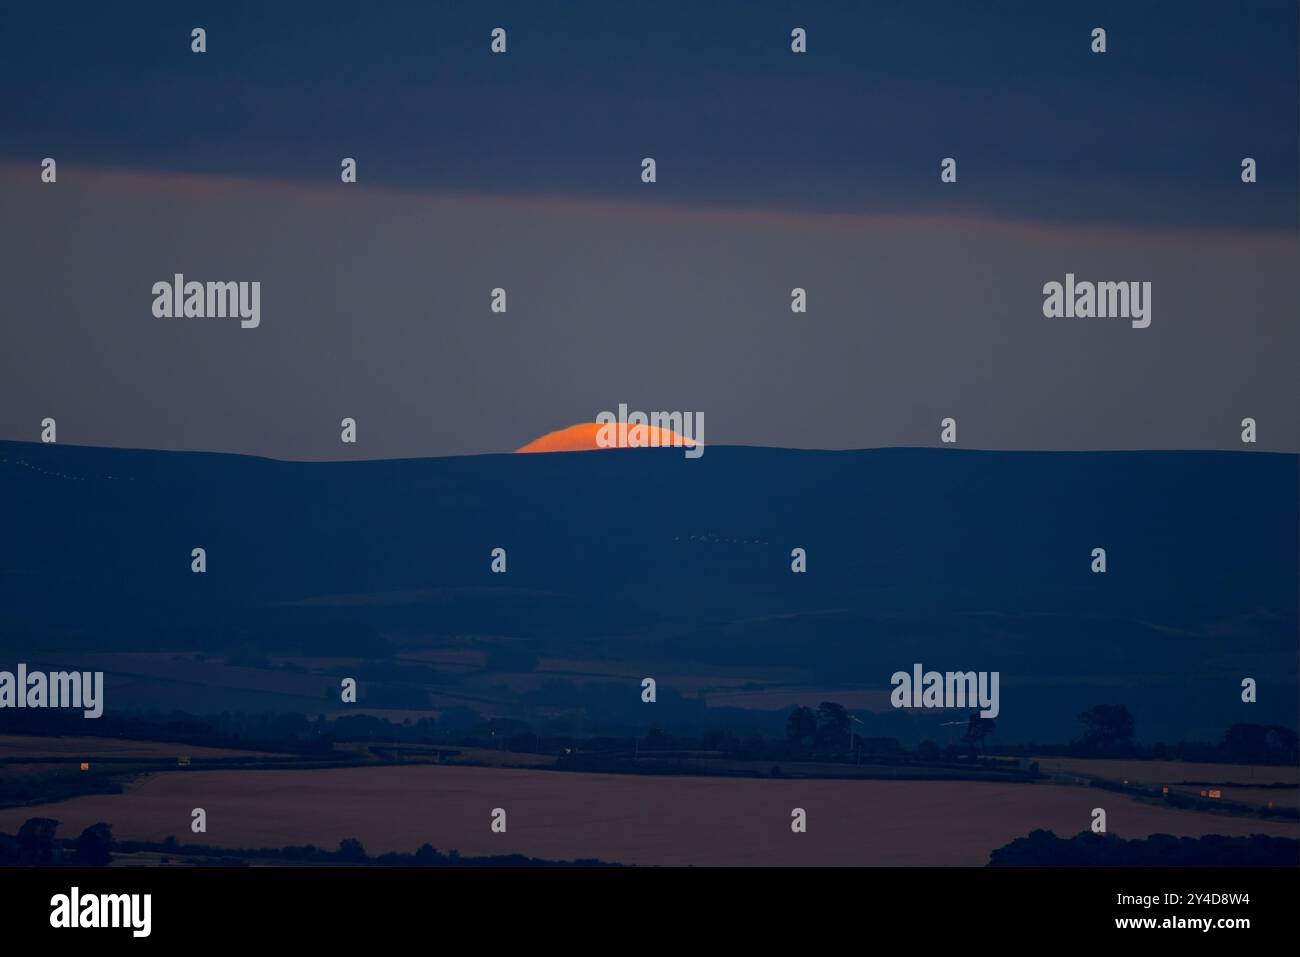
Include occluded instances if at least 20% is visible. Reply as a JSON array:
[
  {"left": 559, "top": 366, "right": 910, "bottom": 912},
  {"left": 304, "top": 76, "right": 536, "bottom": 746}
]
[{"left": 516, "top": 422, "right": 698, "bottom": 454}]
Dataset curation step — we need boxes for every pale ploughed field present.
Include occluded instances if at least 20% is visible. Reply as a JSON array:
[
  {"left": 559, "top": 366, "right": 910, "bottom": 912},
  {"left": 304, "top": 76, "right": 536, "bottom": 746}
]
[{"left": 1, "top": 762, "right": 1294, "bottom": 866}]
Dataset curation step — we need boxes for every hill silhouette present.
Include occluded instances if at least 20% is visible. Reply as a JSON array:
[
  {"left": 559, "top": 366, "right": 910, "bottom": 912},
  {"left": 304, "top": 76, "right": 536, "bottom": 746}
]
[{"left": 1, "top": 441, "right": 1295, "bottom": 743}]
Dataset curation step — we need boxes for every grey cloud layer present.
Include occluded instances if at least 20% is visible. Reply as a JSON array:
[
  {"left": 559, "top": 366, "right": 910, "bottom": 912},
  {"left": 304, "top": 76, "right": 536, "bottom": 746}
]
[{"left": 2, "top": 166, "right": 1296, "bottom": 458}]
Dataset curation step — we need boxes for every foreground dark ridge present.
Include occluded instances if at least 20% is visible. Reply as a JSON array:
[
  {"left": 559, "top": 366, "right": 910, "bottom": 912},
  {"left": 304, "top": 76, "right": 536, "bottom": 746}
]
[{"left": 1, "top": 440, "right": 1296, "bottom": 744}]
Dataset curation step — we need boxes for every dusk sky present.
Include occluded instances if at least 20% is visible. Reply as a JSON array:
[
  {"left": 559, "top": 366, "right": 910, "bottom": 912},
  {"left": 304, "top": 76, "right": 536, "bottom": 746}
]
[
  {"left": 2, "top": 1, "right": 1297, "bottom": 458},
  {"left": 2, "top": 5, "right": 1299, "bottom": 886}
]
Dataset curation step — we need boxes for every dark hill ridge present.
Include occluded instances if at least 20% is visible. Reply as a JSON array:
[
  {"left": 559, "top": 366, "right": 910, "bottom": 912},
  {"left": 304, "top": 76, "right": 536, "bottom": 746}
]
[{"left": 0, "top": 441, "right": 1295, "bottom": 742}]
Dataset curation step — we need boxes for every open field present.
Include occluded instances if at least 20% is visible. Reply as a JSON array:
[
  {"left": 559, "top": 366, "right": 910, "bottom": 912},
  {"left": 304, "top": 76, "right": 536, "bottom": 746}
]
[
  {"left": 1032, "top": 757, "right": 1299, "bottom": 787},
  {"left": 0, "top": 734, "right": 288, "bottom": 761},
  {"left": 1165, "top": 785, "right": 1300, "bottom": 811},
  {"left": 1, "top": 763, "right": 1294, "bottom": 866}
]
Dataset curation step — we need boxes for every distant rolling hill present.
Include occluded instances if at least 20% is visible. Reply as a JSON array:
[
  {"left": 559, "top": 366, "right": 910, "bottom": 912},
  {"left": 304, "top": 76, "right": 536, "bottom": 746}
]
[{"left": 0, "top": 440, "right": 1295, "bottom": 743}]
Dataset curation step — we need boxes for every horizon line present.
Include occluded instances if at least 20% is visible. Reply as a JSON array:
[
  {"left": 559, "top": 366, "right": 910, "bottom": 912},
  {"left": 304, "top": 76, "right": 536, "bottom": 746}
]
[{"left": 2, "top": 438, "right": 1295, "bottom": 466}]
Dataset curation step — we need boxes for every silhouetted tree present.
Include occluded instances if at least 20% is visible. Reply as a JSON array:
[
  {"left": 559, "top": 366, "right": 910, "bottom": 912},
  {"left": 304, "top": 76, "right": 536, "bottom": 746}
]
[
  {"left": 1078, "top": 704, "right": 1135, "bottom": 755},
  {"left": 73, "top": 822, "right": 112, "bottom": 867},
  {"left": 1223, "top": 723, "right": 1270, "bottom": 763},
  {"left": 17, "top": 818, "right": 59, "bottom": 866},
  {"left": 337, "top": 838, "right": 367, "bottom": 863},
  {"left": 989, "top": 829, "right": 1299, "bottom": 867},
  {"left": 1223, "top": 723, "right": 1299, "bottom": 764},
  {"left": 1264, "top": 725, "right": 1300, "bottom": 764},
  {"left": 859, "top": 736, "right": 902, "bottom": 757},
  {"left": 414, "top": 843, "right": 442, "bottom": 866},
  {"left": 786, "top": 706, "right": 817, "bottom": 750},
  {"left": 815, "top": 702, "right": 851, "bottom": 751},
  {"left": 963, "top": 713, "right": 996, "bottom": 755}
]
